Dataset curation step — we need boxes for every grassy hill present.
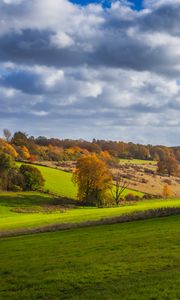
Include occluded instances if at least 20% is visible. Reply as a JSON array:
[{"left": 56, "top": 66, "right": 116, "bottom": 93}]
[
  {"left": 0, "top": 215, "right": 179, "bottom": 299},
  {"left": 0, "top": 192, "right": 180, "bottom": 232},
  {"left": 17, "top": 162, "right": 144, "bottom": 198}
]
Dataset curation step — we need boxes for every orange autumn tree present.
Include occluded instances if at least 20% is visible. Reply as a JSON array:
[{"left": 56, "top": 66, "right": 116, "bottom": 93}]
[
  {"left": 163, "top": 184, "right": 173, "bottom": 198},
  {"left": 72, "top": 154, "right": 112, "bottom": 206},
  {"left": 20, "top": 146, "right": 30, "bottom": 160}
]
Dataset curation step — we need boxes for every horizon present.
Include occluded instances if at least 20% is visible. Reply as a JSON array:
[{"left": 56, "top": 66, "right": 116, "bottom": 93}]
[{"left": 1, "top": 0, "right": 180, "bottom": 145}]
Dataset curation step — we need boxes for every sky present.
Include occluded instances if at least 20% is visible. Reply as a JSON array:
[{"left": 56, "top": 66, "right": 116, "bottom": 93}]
[{"left": 0, "top": 0, "right": 180, "bottom": 145}]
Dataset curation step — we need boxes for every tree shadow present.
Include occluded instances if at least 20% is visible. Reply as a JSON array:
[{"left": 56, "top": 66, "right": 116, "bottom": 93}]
[{"left": 0, "top": 192, "right": 80, "bottom": 208}]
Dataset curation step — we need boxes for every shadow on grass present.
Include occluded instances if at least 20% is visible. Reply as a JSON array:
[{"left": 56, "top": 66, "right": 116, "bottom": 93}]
[
  {"left": 0, "top": 193, "right": 53, "bottom": 207},
  {"left": 0, "top": 192, "right": 80, "bottom": 208}
]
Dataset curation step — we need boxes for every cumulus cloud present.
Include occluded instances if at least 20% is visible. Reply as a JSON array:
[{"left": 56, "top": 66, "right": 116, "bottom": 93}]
[{"left": 0, "top": 0, "right": 180, "bottom": 145}]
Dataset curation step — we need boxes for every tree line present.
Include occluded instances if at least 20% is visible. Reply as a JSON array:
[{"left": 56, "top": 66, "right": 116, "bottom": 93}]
[{"left": 1, "top": 129, "right": 180, "bottom": 163}]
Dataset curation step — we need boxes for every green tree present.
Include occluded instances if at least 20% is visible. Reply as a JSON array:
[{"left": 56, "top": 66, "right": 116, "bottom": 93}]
[
  {"left": 20, "top": 164, "right": 45, "bottom": 191},
  {"left": 0, "top": 152, "right": 15, "bottom": 190}
]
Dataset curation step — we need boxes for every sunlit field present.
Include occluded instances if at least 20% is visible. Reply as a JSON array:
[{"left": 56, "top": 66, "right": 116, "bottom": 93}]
[{"left": 0, "top": 192, "right": 180, "bottom": 232}]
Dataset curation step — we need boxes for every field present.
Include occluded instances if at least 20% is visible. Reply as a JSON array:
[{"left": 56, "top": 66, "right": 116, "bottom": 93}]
[
  {"left": 119, "top": 159, "right": 157, "bottom": 165},
  {"left": 0, "top": 215, "right": 179, "bottom": 300},
  {"left": 17, "top": 162, "right": 144, "bottom": 198},
  {"left": 0, "top": 192, "right": 180, "bottom": 232}
]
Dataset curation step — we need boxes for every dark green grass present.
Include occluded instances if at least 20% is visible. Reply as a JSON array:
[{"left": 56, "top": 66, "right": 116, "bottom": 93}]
[{"left": 0, "top": 216, "right": 179, "bottom": 300}]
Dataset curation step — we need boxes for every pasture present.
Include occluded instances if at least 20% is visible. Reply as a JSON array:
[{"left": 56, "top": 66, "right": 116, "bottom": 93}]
[
  {"left": 17, "top": 162, "right": 144, "bottom": 198},
  {"left": 0, "top": 215, "right": 179, "bottom": 299},
  {"left": 0, "top": 192, "right": 180, "bottom": 232}
]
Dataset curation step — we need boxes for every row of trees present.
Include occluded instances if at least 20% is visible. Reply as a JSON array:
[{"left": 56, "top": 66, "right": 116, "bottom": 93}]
[{"left": 2, "top": 129, "right": 180, "bottom": 162}]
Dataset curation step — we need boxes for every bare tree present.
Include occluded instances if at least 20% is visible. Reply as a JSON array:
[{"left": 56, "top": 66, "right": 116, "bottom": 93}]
[
  {"left": 111, "top": 172, "right": 129, "bottom": 205},
  {"left": 3, "top": 129, "right": 12, "bottom": 142}
]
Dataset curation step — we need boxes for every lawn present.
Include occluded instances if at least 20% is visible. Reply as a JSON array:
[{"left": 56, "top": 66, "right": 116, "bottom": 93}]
[
  {"left": 0, "top": 215, "right": 179, "bottom": 300},
  {"left": 0, "top": 192, "right": 180, "bottom": 232},
  {"left": 17, "top": 162, "right": 144, "bottom": 198}
]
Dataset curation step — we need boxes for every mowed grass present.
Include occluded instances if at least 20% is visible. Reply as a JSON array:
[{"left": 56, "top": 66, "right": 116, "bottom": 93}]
[
  {"left": 119, "top": 159, "right": 157, "bottom": 165},
  {"left": 0, "top": 192, "right": 180, "bottom": 231},
  {"left": 17, "top": 162, "right": 144, "bottom": 198},
  {"left": 0, "top": 215, "right": 179, "bottom": 300}
]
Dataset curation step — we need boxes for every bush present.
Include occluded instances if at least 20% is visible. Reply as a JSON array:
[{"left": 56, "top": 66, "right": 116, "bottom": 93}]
[
  {"left": 20, "top": 164, "right": 45, "bottom": 191},
  {"left": 11, "top": 185, "right": 23, "bottom": 192},
  {"left": 7, "top": 168, "right": 24, "bottom": 191},
  {"left": 125, "top": 193, "right": 136, "bottom": 201}
]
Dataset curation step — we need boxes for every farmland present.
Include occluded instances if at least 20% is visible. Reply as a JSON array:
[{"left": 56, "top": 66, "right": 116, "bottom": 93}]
[{"left": 0, "top": 215, "right": 179, "bottom": 300}]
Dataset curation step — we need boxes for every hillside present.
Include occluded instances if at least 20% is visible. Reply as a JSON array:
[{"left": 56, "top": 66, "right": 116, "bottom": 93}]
[{"left": 17, "top": 162, "right": 145, "bottom": 199}]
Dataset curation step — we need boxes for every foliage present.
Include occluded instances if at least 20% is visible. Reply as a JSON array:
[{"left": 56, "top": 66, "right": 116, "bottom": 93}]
[
  {"left": 157, "top": 157, "right": 179, "bottom": 176},
  {"left": 163, "top": 184, "right": 173, "bottom": 198},
  {"left": 72, "top": 154, "right": 112, "bottom": 205},
  {"left": 3, "top": 129, "right": 180, "bottom": 162},
  {"left": 19, "top": 165, "right": 45, "bottom": 191},
  {"left": 0, "top": 152, "right": 16, "bottom": 190}
]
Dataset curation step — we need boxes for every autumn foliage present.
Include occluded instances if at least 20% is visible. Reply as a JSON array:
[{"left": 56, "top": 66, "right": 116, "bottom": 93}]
[
  {"left": 163, "top": 184, "right": 173, "bottom": 198},
  {"left": 72, "top": 154, "right": 112, "bottom": 206}
]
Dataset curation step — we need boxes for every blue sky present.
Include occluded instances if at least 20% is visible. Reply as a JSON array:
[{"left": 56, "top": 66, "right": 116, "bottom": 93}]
[
  {"left": 0, "top": 0, "right": 180, "bottom": 145},
  {"left": 70, "top": 0, "right": 143, "bottom": 10}
]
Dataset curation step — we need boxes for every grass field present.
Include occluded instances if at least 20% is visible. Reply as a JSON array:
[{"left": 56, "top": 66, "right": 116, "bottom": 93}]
[
  {"left": 17, "top": 162, "right": 144, "bottom": 198},
  {"left": 0, "top": 192, "right": 180, "bottom": 232},
  {"left": 119, "top": 159, "right": 157, "bottom": 165},
  {"left": 0, "top": 215, "right": 179, "bottom": 299}
]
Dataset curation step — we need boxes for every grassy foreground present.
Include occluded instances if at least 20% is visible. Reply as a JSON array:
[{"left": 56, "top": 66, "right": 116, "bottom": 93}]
[
  {"left": 0, "top": 215, "right": 179, "bottom": 300},
  {"left": 17, "top": 162, "right": 144, "bottom": 198},
  {"left": 0, "top": 192, "right": 180, "bottom": 232}
]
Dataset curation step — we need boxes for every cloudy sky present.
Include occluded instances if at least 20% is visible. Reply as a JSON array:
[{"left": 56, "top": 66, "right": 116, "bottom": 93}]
[{"left": 0, "top": 0, "right": 180, "bottom": 145}]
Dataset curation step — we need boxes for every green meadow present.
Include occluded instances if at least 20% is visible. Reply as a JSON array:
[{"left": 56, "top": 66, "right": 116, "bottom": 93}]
[
  {"left": 0, "top": 215, "right": 179, "bottom": 300},
  {"left": 0, "top": 192, "right": 180, "bottom": 232},
  {"left": 17, "top": 162, "right": 144, "bottom": 198}
]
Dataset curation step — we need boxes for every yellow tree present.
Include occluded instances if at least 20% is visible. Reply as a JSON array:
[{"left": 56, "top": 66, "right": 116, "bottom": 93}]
[
  {"left": 20, "top": 146, "right": 31, "bottom": 160},
  {"left": 72, "top": 154, "right": 112, "bottom": 206},
  {"left": 163, "top": 184, "right": 173, "bottom": 198}
]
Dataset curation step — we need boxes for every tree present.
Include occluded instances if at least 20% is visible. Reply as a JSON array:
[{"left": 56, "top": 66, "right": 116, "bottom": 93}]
[
  {"left": 3, "top": 129, "right": 12, "bottom": 142},
  {"left": 0, "top": 152, "right": 15, "bottom": 190},
  {"left": 163, "top": 184, "right": 173, "bottom": 198},
  {"left": 20, "top": 146, "right": 31, "bottom": 160},
  {"left": 19, "top": 164, "right": 45, "bottom": 191},
  {"left": 157, "top": 157, "right": 179, "bottom": 176},
  {"left": 72, "top": 154, "right": 112, "bottom": 206},
  {"left": 111, "top": 172, "right": 129, "bottom": 205}
]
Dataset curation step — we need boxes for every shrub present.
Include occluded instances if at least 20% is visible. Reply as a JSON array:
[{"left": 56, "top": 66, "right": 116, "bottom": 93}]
[
  {"left": 20, "top": 164, "right": 45, "bottom": 191},
  {"left": 7, "top": 167, "right": 24, "bottom": 191},
  {"left": 125, "top": 193, "right": 136, "bottom": 201}
]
